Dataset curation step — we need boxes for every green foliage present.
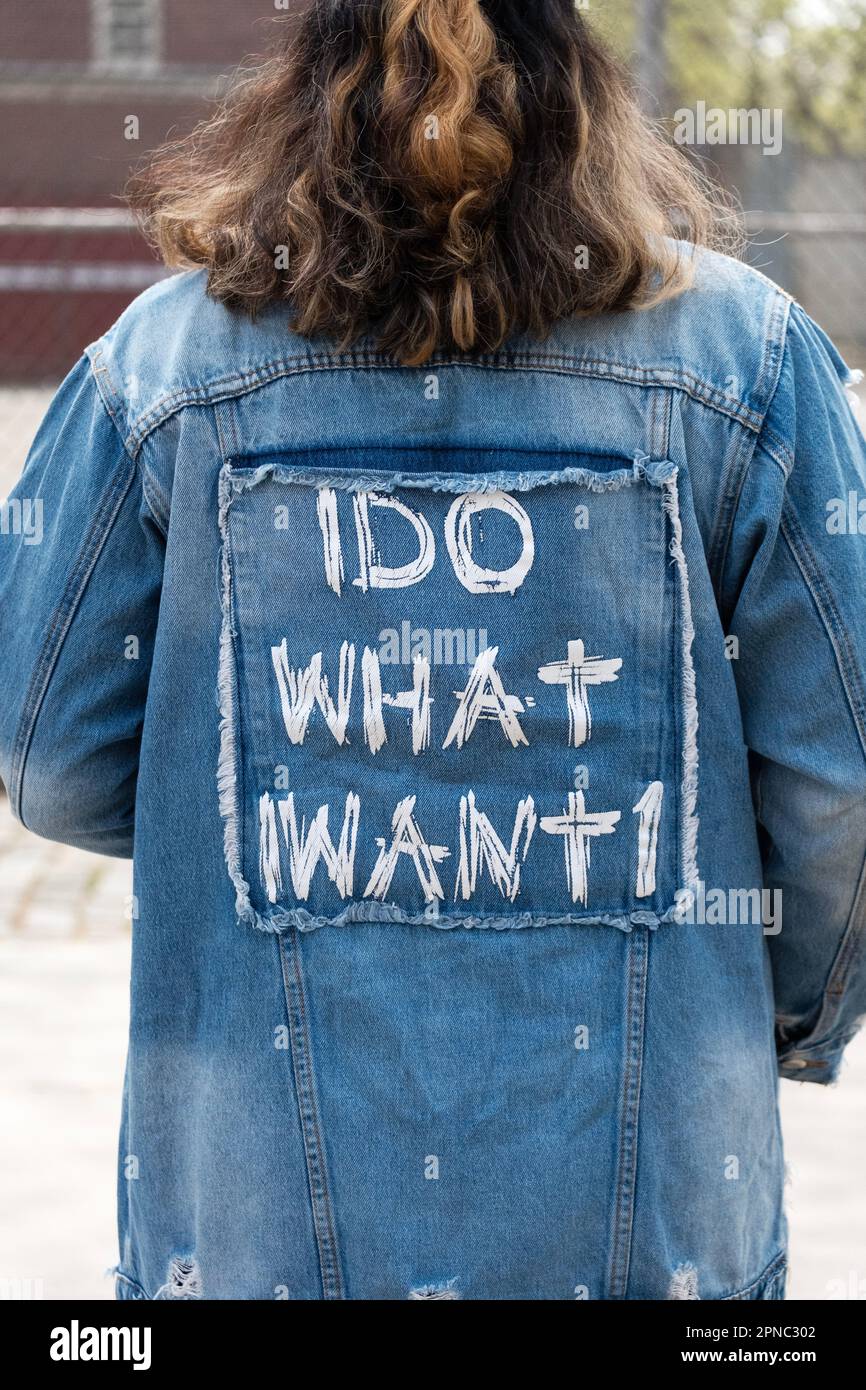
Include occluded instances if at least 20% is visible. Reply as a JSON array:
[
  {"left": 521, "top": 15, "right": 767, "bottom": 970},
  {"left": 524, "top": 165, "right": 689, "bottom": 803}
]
[{"left": 590, "top": 0, "right": 866, "bottom": 154}]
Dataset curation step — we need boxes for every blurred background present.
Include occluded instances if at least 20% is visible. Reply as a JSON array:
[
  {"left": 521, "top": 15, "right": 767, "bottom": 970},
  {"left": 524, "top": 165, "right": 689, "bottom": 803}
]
[{"left": 0, "top": 0, "right": 864, "bottom": 1301}]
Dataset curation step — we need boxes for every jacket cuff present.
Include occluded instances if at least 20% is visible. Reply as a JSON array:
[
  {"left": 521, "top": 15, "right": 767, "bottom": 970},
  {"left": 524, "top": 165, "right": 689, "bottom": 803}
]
[{"left": 777, "top": 1037, "right": 849, "bottom": 1085}]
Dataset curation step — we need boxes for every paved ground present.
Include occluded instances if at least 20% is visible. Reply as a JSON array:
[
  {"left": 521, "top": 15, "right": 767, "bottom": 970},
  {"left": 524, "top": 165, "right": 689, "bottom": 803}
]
[{"left": 2, "top": 376, "right": 865, "bottom": 1301}]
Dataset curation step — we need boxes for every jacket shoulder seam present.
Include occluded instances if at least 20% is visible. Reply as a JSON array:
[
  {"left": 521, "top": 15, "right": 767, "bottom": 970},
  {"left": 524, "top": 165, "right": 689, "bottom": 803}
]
[
  {"left": 122, "top": 356, "right": 768, "bottom": 454},
  {"left": 85, "top": 343, "right": 131, "bottom": 451},
  {"left": 750, "top": 285, "right": 794, "bottom": 423},
  {"left": 86, "top": 344, "right": 167, "bottom": 535},
  {"left": 708, "top": 295, "right": 794, "bottom": 583}
]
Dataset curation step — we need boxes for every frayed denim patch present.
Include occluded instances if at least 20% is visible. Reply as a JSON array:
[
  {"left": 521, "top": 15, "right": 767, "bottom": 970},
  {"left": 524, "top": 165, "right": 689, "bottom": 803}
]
[
  {"left": 222, "top": 454, "right": 678, "bottom": 499},
  {"left": 240, "top": 899, "right": 687, "bottom": 934},
  {"left": 217, "top": 453, "right": 700, "bottom": 933},
  {"left": 660, "top": 472, "right": 700, "bottom": 891}
]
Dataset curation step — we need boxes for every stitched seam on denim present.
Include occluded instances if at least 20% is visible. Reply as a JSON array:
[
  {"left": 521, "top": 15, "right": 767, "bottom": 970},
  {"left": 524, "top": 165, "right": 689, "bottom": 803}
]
[
  {"left": 139, "top": 464, "right": 169, "bottom": 538},
  {"left": 607, "top": 928, "right": 649, "bottom": 1299},
  {"left": 131, "top": 416, "right": 174, "bottom": 536},
  {"left": 780, "top": 849, "right": 866, "bottom": 1058},
  {"left": 721, "top": 1252, "right": 787, "bottom": 1301},
  {"left": 776, "top": 511, "right": 866, "bottom": 1042},
  {"left": 716, "top": 454, "right": 787, "bottom": 636},
  {"left": 215, "top": 398, "right": 241, "bottom": 466},
  {"left": 278, "top": 932, "right": 344, "bottom": 1300},
  {"left": 113, "top": 1269, "right": 150, "bottom": 1298},
  {"left": 756, "top": 437, "right": 793, "bottom": 482},
  {"left": 752, "top": 286, "right": 792, "bottom": 422},
  {"left": 649, "top": 389, "right": 673, "bottom": 465},
  {"left": 127, "top": 360, "right": 764, "bottom": 452},
  {"left": 781, "top": 505, "right": 866, "bottom": 762},
  {"left": 707, "top": 426, "right": 762, "bottom": 590},
  {"left": 826, "top": 849, "right": 866, "bottom": 997},
  {"left": 86, "top": 343, "right": 126, "bottom": 434},
  {"left": 8, "top": 455, "right": 137, "bottom": 823},
  {"left": 129, "top": 353, "right": 761, "bottom": 419},
  {"left": 744, "top": 292, "right": 797, "bottom": 481},
  {"left": 743, "top": 263, "right": 796, "bottom": 304},
  {"left": 760, "top": 424, "right": 794, "bottom": 475},
  {"left": 660, "top": 390, "right": 673, "bottom": 460},
  {"left": 88, "top": 344, "right": 167, "bottom": 533},
  {"left": 708, "top": 294, "right": 793, "bottom": 585},
  {"left": 648, "top": 391, "right": 661, "bottom": 464},
  {"left": 232, "top": 443, "right": 648, "bottom": 464},
  {"left": 87, "top": 345, "right": 169, "bottom": 539}
]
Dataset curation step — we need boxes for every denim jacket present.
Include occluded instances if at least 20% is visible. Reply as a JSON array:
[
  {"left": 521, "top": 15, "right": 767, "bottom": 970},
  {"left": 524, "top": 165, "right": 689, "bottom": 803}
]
[{"left": 1, "top": 247, "right": 865, "bottom": 1300}]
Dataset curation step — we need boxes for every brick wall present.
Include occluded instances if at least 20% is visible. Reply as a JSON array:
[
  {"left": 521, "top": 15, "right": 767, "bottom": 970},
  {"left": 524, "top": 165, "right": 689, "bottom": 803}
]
[{"left": 0, "top": 0, "right": 301, "bottom": 380}]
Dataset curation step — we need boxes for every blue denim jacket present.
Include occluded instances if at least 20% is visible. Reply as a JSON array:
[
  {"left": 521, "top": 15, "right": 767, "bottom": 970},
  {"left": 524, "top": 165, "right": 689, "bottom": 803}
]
[{"left": 2, "top": 247, "right": 865, "bottom": 1300}]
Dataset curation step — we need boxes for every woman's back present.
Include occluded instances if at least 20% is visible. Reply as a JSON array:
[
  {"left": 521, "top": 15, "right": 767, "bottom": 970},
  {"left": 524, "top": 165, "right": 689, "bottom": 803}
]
[{"left": 1, "top": 0, "right": 865, "bottom": 1300}]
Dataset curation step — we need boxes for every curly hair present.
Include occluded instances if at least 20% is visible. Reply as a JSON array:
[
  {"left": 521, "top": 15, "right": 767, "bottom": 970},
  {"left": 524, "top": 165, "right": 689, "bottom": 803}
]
[{"left": 128, "top": 0, "right": 738, "bottom": 365}]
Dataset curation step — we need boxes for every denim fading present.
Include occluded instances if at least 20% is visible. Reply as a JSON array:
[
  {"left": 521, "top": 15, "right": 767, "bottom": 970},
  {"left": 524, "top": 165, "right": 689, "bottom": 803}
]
[{"left": 1, "top": 245, "right": 865, "bottom": 1300}]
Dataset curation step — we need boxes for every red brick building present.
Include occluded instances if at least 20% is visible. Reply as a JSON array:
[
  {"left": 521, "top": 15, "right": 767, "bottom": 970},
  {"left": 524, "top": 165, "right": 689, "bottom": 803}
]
[
  {"left": 0, "top": 0, "right": 301, "bottom": 379},
  {"left": 2, "top": 2, "right": 862, "bottom": 380}
]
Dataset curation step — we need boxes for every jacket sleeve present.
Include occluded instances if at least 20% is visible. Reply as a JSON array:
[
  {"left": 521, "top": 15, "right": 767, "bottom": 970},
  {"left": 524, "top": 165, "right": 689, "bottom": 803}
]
[
  {"left": 0, "top": 354, "right": 164, "bottom": 857},
  {"left": 725, "top": 302, "right": 866, "bottom": 1083}
]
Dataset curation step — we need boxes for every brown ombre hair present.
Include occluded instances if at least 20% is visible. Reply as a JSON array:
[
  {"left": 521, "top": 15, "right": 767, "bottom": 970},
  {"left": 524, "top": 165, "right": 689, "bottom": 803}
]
[{"left": 129, "top": 0, "right": 737, "bottom": 365}]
